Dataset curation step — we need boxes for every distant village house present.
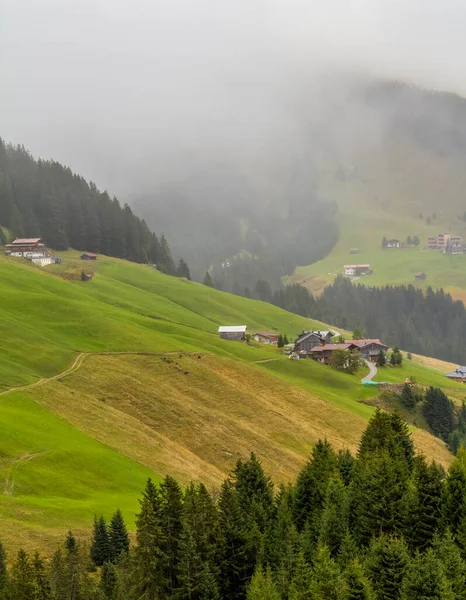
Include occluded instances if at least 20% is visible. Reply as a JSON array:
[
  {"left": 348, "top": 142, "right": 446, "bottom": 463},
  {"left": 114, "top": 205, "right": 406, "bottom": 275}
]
[
  {"left": 385, "top": 239, "right": 401, "bottom": 248},
  {"left": 218, "top": 326, "right": 247, "bottom": 341},
  {"left": 352, "top": 339, "right": 389, "bottom": 363},
  {"left": 445, "top": 367, "right": 466, "bottom": 383},
  {"left": 350, "top": 248, "right": 359, "bottom": 254},
  {"left": 80, "top": 252, "right": 97, "bottom": 260},
  {"left": 344, "top": 264, "right": 371, "bottom": 276},
  {"left": 414, "top": 272, "right": 427, "bottom": 281},
  {"left": 253, "top": 331, "right": 279, "bottom": 344},
  {"left": 428, "top": 233, "right": 465, "bottom": 254},
  {"left": 309, "top": 342, "right": 358, "bottom": 364},
  {"left": 5, "top": 238, "right": 48, "bottom": 258},
  {"left": 294, "top": 330, "right": 336, "bottom": 355}
]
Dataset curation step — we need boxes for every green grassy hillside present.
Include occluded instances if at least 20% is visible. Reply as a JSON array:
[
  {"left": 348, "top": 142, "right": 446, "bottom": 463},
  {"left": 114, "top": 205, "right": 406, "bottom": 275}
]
[
  {"left": 0, "top": 249, "right": 460, "bottom": 552},
  {"left": 290, "top": 128, "right": 466, "bottom": 301}
]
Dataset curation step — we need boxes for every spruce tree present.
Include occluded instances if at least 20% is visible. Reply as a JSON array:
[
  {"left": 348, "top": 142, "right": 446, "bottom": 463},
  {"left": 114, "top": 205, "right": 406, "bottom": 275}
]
[
  {"left": 100, "top": 562, "right": 118, "bottom": 600},
  {"left": 318, "top": 479, "right": 349, "bottom": 557},
  {"left": 344, "top": 559, "right": 374, "bottom": 600},
  {"left": 176, "top": 258, "right": 191, "bottom": 280},
  {"left": 309, "top": 543, "right": 346, "bottom": 600},
  {"left": 32, "top": 552, "right": 52, "bottom": 600},
  {"left": 246, "top": 567, "right": 281, "bottom": 600},
  {"left": 366, "top": 535, "right": 409, "bottom": 600},
  {"left": 376, "top": 350, "right": 386, "bottom": 367},
  {"left": 11, "top": 549, "right": 34, "bottom": 600},
  {"left": 423, "top": 387, "right": 454, "bottom": 442},
  {"left": 130, "top": 479, "right": 167, "bottom": 599},
  {"left": 277, "top": 334, "right": 284, "bottom": 348},
  {"left": 203, "top": 271, "right": 214, "bottom": 287},
  {"left": 91, "top": 515, "right": 111, "bottom": 566},
  {"left": 108, "top": 509, "right": 130, "bottom": 563},
  {"left": 159, "top": 475, "right": 183, "bottom": 595},
  {"left": 338, "top": 449, "right": 355, "bottom": 486},
  {"left": 294, "top": 439, "right": 338, "bottom": 533},
  {"left": 400, "top": 383, "right": 416, "bottom": 410},
  {"left": 433, "top": 530, "right": 466, "bottom": 598},
  {"left": 288, "top": 551, "right": 313, "bottom": 600},
  {"left": 400, "top": 549, "right": 452, "bottom": 600},
  {"left": 390, "top": 348, "right": 403, "bottom": 367},
  {"left": 441, "top": 449, "right": 466, "bottom": 535}
]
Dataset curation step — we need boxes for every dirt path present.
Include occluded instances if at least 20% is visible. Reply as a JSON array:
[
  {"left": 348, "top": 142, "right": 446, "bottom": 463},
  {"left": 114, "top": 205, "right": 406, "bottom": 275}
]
[
  {"left": 253, "top": 358, "right": 281, "bottom": 364},
  {"left": 361, "top": 359, "right": 378, "bottom": 383},
  {"left": 0, "top": 350, "right": 194, "bottom": 399}
]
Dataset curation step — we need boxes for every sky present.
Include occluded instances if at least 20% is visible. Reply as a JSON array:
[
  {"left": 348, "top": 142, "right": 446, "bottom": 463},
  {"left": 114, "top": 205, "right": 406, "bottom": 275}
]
[{"left": 1, "top": 0, "right": 466, "bottom": 195}]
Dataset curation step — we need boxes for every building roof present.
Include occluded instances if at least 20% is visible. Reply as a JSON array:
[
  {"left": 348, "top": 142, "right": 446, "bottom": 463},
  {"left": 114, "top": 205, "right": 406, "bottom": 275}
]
[
  {"left": 218, "top": 326, "right": 247, "bottom": 333},
  {"left": 81, "top": 252, "right": 97, "bottom": 257},
  {"left": 386, "top": 239, "right": 400, "bottom": 243},
  {"left": 344, "top": 264, "right": 371, "bottom": 269},
  {"left": 446, "top": 367, "right": 466, "bottom": 378},
  {"left": 311, "top": 343, "right": 355, "bottom": 352},
  {"left": 352, "top": 339, "right": 388, "bottom": 349},
  {"left": 415, "top": 272, "right": 426, "bottom": 276},
  {"left": 11, "top": 238, "right": 42, "bottom": 245},
  {"left": 295, "top": 330, "right": 336, "bottom": 345}
]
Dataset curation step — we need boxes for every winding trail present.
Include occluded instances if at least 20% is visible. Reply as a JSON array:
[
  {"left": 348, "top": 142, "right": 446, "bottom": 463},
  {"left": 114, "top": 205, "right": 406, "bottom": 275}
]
[
  {"left": 361, "top": 359, "right": 378, "bottom": 383},
  {"left": 0, "top": 350, "right": 193, "bottom": 399}
]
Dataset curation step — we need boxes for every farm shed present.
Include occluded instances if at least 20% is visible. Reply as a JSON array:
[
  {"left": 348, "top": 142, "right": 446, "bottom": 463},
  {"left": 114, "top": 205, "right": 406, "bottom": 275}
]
[{"left": 218, "top": 326, "right": 247, "bottom": 341}]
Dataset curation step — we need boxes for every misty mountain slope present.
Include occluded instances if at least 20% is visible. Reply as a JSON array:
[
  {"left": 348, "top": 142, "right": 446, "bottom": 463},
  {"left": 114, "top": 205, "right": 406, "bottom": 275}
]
[
  {"left": 0, "top": 249, "right": 456, "bottom": 552},
  {"left": 289, "top": 81, "right": 466, "bottom": 298}
]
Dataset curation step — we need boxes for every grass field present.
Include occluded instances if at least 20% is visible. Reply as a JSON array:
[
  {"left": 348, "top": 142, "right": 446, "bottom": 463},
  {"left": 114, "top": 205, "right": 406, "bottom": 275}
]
[
  {"left": 0, "top": 249, "right": 459, "bottom": 553},
  {"left": 289, "top": 170, "right": 466, "bottom": 301}
]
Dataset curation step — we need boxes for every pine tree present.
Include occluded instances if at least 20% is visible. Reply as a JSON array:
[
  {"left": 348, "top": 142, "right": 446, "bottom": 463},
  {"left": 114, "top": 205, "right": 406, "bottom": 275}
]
[
  {"left": 424, "top": 387, "right": 455, "bottom": 442},
  {"left": 91, "top": 515, "right": 111, "bottom": 566},
  {"left": 318, "top": 479, "right": 349, "bottom": 557},
  {"left": 49, "top": 549, "right": 67, "bottom": 600},
  {"left": 358, "top": 410, "right": 414, "bottom": 469},
  {"left": 246, "top": 567, "right": 280, "bottom": 600},
  {"left": 407, "top": 457, "right": 443, "bottom": 551},
  {"left": 11, "top": 549, "right": 34, "bottom": 600},
  {"left": 277, "top": 334, "right": 284, "bottom": 348},
  {"left": 338, "top": 449, "right": 355, "bottom": 486},
  {"left": 400, "top": 549, "right": 452, "bottom": 600},
  {"left": 283, "top": 334, "right": 289, "bottom": 345},
  {"left": 203, "top": 271, "right": 214, "bottom": 287},
  {"left": 442, "top": 448, "right": 466, "bottom": 536},
  {"left": 108, "top": 509, "right": 130, "bottom": 563},
  {"left": 130, "top": 479, "right": 167, "bottom": 600},
  {"left": 376, "top": 350, "right": 386, "bottom": 367},
  {"left": 353, "top": 328, "right": 363, "bottom": 340},
  {"left": 159, "top": 475, "right": 184, "bottom": 594},
  {"left": 366, "top": 535, "right": 409, "bottom": 600},
  {"left": 344, "top": 559, "right": 374, "bottom": 600},
  {"left": 433, "top": 530, "right": 466, "bottom": 598},
  {"left": 390, "top": 348, "right": 403, "bottom": 367},
  {"left": 400, "top": 383, "right": 416, "bottom": 410},
  {"left": 100, "top": 562, "right": 118, "bottom": 600},
  {"left": 288, "top": 551, "right": 313, "bottom": 600},
  {"left": 176, "top": 258, "right": 191, "bottom": 280},
  {"left": 233, "top": 453, "right": 275, "bottom": 532},
  {"left": 309, "top": 543, "right": 346, "bottom": 600},
  {"left": 32, "top": 552, "right": 52, "bottom": 600},
  {"left": 406, "top": 236, "right": 413, "bottom": 246},
  {"left": 294, "top": 440, "right": 338, "bottom": 533},
  {"left": 157, "top": 234, "right": 176, "bottom": 275}
]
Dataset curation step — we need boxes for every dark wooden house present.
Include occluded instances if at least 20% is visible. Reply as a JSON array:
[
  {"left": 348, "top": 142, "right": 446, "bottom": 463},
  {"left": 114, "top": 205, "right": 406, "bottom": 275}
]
[
  {"left": 310, "top": 342, "right": 358, "bottom": 364},
  {"left": 80, "top": 253, "right": 97, "bottom": 260},
  {"left": 352, "top": 339, "right": 389, "bottom": 363},
  {"left": 294, "top": 330, "right": 335, "bottom": 355}
]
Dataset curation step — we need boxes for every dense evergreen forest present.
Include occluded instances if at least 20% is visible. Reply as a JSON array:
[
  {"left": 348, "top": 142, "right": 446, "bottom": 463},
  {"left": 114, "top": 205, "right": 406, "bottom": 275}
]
[
  {"left": 0, "top": 139, "right": 183, "bottom": 275},
  {"left": 2, "top": 411, "right": 466, "bottom": 599}
]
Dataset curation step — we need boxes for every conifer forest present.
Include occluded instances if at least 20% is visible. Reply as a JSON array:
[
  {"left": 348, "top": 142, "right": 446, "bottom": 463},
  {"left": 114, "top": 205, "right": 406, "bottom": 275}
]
[{"left": 1, "top": 411, "right": 466, "bottom": 599}]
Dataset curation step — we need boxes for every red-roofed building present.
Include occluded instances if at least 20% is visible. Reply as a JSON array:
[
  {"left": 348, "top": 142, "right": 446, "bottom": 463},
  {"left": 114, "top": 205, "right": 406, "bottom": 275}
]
[
  {"left": 253, "top": 331, "right": 280, "bottom": 344},
  {"left": 5, "top": 238, "right": 49, "bottom": 258}
]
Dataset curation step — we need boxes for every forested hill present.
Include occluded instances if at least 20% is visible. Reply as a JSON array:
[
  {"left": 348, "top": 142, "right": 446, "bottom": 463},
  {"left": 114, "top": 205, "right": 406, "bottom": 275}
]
[{"left": 0, "top": 139, "right": 178, "bottom": 272}]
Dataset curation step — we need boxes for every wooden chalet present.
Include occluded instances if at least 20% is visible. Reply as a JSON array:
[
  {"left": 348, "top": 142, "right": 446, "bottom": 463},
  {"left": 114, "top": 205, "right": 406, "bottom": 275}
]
[
  {"left": 445, "top": 367, "right": 466, "bottom": 383},
  {"left": 344, "top": 264, "right": 371, "bottom": 276},
  {"left": 352, "top": 339, "right": 389, "bottom": 363},
  {"left": 218, "top": 326, "right": 247, "bottom": 341},
  {"left": 294, "top": 330, "right": 335, "bottom": 355},
  {"left": 309, "top": 342, "right": 358, "bottom": 364},
  {"left": 253, "top": 331, "right": 279, "bottom": 344},
  {"left": 415, "top": 272, "right": 427, "bottom": 281},
  {"left": 5, "top": 238, "right": 49, "bottom": 258},
  {"left": 80, "top": 252, "right": 97, "bottom": 260}
]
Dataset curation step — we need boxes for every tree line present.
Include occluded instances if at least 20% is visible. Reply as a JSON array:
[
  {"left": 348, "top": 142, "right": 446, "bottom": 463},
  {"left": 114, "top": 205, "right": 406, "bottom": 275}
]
[
  {"left": 0, "top": 139, "right": 189, "bottom": 277},
  {"left": 3, "top": 411, "right": 466, "bottom": 598}
]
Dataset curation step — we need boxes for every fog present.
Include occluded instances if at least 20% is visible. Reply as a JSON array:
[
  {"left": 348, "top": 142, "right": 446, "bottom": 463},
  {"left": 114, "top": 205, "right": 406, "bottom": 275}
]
[{"left": 1, "top": 0, "right": 466, "bottom": 195}]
